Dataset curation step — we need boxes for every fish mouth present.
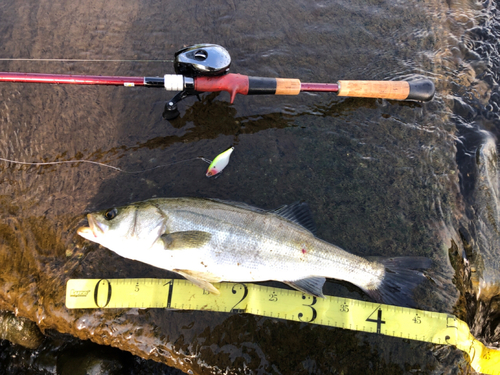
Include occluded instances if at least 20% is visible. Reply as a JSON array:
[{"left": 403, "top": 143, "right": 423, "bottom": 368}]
[{"left": 77, "top": 214, "right": 105, "bottom": 239}]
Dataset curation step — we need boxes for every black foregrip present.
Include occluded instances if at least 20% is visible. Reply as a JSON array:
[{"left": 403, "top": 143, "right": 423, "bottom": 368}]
[
  {"left": 248, "top": 77, "right": 277, "bottom": 95},
  {"left": 407, "top": 79, "right": 435, "bottom": 101}
]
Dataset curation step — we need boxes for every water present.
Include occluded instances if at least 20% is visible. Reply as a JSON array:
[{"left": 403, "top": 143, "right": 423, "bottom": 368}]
[{"left": 0, "top": 0, "right": 498, "bottom": 373}]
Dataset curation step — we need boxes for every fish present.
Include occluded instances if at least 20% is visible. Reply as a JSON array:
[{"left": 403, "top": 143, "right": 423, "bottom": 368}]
[
  {"left": 206, "top": 147, "right": 234, "bottom": 177},
  {"left": 77, "top": 198, "right": 430, "bottom": 307}
]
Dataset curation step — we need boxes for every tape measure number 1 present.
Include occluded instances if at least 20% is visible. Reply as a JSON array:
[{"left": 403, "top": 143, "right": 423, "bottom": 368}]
[{"left": 66, "top": 278, "right": 500, "bottom": 374}]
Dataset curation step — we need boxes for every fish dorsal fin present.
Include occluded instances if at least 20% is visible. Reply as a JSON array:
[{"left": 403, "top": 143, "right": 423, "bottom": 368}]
[
  {"left": 272, "top": 202, "right": 317, "bottom": 235},
  {"left": 210, "top": 199, "right": 317, "bottom": 234},
  {"left": 161, "top": 231, "right": 212, "bottom": 250},
  {"left": 173, "top": 269, "right": 221, "bottom": 295}
]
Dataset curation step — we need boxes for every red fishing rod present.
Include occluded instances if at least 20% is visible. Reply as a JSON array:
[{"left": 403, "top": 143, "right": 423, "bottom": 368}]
[{"left": 0, "top": 44, "right": 435, "bottom": 120}]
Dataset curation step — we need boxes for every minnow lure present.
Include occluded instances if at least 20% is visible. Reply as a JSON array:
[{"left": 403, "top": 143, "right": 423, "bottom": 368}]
[{"left": 206, "top": 147, "right": 234, "bottom": 177}]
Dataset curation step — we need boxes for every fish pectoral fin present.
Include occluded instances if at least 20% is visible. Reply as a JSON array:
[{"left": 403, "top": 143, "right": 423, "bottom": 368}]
[
  {"left": 161, "top": 231, "right": 212, "bottom": 250},
  {"left": 285, "top": 277, "right": 326, "bottom": 298},
  {"left": 174, "top": 269, "right": 221, "bottom": 295}
]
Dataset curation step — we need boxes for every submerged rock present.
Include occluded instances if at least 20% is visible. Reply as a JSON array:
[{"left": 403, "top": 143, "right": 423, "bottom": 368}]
[
  {"left": 0, "top": 330, "right": 186, "bottom": 374},
  {"left": 57, "top": 347, "right": 125, "bottom": 375},
  {"left": 470, "top": 131, "right": 500, "bottom": 300}
]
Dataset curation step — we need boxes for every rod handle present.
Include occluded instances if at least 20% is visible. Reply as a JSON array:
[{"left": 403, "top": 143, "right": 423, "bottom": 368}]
[
  {"left": 337, "top": 79, "right": 435, "bottom": 101},
  {"left": 195, "top": 74, "right": 302, "bottom": 102}
]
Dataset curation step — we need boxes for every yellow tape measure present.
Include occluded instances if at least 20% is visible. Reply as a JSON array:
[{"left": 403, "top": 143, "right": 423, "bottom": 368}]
[{"left": 66, "top": 278, "right": 500, "bottom": 374}]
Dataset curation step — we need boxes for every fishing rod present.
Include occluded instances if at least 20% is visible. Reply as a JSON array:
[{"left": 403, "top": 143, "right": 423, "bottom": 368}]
[{"left": 0, "top": 44, "right": 435, "bottom": 120}]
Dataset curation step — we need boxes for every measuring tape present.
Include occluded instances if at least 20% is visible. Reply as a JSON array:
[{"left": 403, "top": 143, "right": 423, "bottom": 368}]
[{"left": 66, "top": 278, "right": 500, "bottom": 374}]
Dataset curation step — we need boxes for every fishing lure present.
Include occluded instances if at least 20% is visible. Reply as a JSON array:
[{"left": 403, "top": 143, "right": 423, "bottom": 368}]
[{"left": 206, "top": 147, "right": 234, "bottom": 177}]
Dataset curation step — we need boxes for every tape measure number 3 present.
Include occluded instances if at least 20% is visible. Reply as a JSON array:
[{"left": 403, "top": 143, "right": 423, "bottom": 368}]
[{"left": 66, "top": 278, "right": 500, "bottom": 374}]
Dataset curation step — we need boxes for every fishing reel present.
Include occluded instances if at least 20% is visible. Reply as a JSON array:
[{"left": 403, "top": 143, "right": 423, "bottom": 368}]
[{"left": 163, "top": 44, "right": 231, "bottom": 120}]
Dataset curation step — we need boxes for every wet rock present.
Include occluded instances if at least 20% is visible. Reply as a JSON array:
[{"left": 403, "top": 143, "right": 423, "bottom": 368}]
[{"left": 0, "top": 310, "right": 44, "bottom": 349}]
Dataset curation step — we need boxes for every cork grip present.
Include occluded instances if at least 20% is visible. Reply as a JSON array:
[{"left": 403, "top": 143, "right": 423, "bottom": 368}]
[
  {"left": 337, "top": 80, "right": 410, "bottom": 100},
  {"left": 275, "top": 78, "right": 301, "bottom": 95}
]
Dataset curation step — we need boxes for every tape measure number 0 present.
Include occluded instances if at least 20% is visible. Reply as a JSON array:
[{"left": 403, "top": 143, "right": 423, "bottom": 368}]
[{"left": 66, "top": 278, "right": 500, "bottom": 374}]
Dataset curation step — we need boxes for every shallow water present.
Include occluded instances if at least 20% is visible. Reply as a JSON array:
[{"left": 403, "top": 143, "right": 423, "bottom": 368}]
[{"left": 0, "top": 0, "right": 499, "bottom": 373}]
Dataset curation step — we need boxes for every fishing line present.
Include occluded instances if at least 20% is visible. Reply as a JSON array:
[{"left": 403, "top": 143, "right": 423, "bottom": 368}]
[
  {"left": 0, "top": 156, "right": 208, "bottom": 174},
  {"left": 0, "top": 58, "right": 174, "bottom": 63}
]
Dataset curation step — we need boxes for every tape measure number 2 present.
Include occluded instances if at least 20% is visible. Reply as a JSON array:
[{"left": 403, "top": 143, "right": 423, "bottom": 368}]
[{"left": 66, "top": 278, "right": 500, "bottom": 374}]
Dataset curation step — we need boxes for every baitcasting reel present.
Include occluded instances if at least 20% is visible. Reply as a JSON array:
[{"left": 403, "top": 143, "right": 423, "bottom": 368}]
[{"left": 163, "top": 44, "right": 232, "bottom": 120}]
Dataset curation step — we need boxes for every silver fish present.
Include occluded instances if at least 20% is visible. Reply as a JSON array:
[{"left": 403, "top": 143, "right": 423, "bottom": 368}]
[{"left": 77, "top": 198, "right": 430, "bottom": 306}]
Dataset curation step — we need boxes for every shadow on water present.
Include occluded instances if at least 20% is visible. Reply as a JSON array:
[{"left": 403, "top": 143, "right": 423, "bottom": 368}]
[
  {"left": 87, "top": 94, "right": 410, "bottom": 208},
  {"left": 69, "top": 92, "right": 386, "bottom": 159}
]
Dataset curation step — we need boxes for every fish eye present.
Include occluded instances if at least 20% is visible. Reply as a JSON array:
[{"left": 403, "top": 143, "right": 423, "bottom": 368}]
[{"left": 104, "top": 208, "right": 118, "bottom": 221}]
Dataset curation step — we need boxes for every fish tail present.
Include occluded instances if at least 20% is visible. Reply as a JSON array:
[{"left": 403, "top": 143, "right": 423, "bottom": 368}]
[{"left": 364, "top": 256, "right": 431, "bottom": 308}]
